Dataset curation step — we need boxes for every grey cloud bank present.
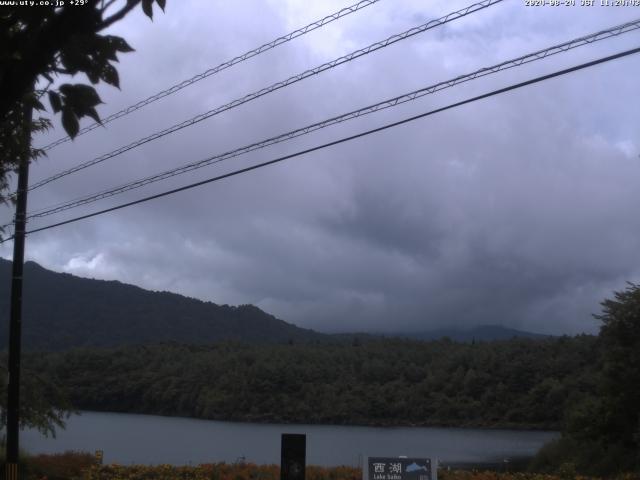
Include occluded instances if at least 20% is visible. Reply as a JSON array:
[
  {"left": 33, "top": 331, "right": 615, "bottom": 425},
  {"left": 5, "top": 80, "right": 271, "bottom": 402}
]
[{"left": 2, "top": 0, "right": 639, "bottom": 335}]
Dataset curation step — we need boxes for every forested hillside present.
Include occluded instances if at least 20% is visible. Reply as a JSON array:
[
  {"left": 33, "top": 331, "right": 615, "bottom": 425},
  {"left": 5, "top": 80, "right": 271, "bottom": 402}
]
[
  {"left": 27, "top": 336, "right": 597, "bottom": 429},
  {"left": 0, "top": 259, "right": 323, "bottom": 349},
  {"left": 0, "top": 259, "right": 549, "bottom": 349}
]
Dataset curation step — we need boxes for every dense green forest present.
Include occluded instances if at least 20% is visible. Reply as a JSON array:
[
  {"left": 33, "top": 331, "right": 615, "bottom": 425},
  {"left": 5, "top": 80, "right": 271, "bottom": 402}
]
[
  {"left": 26, "top": 336, "right": 597, "bottom": 430},
  {"left": 531, "top": 283, "right": 640, "bottom": 476}
]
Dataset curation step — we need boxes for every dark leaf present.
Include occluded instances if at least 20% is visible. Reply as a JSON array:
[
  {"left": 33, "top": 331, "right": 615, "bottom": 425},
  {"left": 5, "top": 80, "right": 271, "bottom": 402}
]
[
  {"left": 48, "top": 91, "right": 62, "bottom": 113},
  {"left": 91, "top": 34, "right": 118, "bottom": 62},
  {"left": 142, "top": 0, "right": 153, "bottom": 19},
  {"left": 32, "top": 117, "right": 52, "bottom": 134},
  {"left": 156, "top": 0, "right": 166, "bottom": 11},
  {"left": 106, "top": 35, "right": 135, "bottom": 53},
  {"left": 102, "top": 46, "right": 119, "bottom": 62},
  {"left": 58, "top": 84, "right": 74, "bottom": 96},
  {"left": 61, "top": 108, "right": 79, "bottom": 138},
  {"left": 59, "top": 42, "right": 88, "bottom": 75},
  {"left": 101, "top": 64, "right": 120, "bottom": 89},
  {"left": 32, "top": 98, "right": 46, "bottom": 112},
  {"left": 86, "top": 69, "right": 100, "bottom": 84},
  {"left": 60, "top": 84, "right": 103, "bottom": 109},
  {"left": 85, "top": 107, "right": 101, "bottom": 124},
  {"left": 77, "top": 85, "right": 103, "bottom": 107}
]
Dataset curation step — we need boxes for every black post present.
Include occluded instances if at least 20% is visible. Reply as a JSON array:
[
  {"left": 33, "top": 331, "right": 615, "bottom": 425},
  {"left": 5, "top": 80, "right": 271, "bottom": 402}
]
[
  {"left": 5, "top": 98, "right": 33, "bottom": 480},
  {"left": 281, "top": 434, "right": 306, "bottom": 480}
]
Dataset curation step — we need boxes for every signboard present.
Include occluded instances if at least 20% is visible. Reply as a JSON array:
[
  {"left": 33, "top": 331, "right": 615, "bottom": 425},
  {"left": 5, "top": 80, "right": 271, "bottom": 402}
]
[{"left": 367, "top": 457, "right": 433, "bottom": 480}]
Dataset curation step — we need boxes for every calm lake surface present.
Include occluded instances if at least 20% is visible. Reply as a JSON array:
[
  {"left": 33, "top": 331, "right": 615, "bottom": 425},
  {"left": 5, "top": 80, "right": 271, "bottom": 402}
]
[{"left": 23, "top": 411, "right": 558, "bottom": 467}]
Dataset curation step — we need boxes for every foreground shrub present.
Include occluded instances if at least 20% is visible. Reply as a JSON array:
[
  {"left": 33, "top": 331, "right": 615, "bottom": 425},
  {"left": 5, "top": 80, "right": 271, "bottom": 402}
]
[
  {"left": 81, "top": 463, "right": 279, "bottom": 480},
  {"left": 80, "top": 465, "right": 639, "bottom": 480},
  {"left": 12, "top": 456, "right": 639, "bottom": 480},
  {"left": 530, "top": 435, "right": 640, "bottom": 478},
  {"left": 81, "top": 463, "right": 361, "bottom": 480},
  {"left": 27, "top": 451, "right": 97, "bottom": 480}
]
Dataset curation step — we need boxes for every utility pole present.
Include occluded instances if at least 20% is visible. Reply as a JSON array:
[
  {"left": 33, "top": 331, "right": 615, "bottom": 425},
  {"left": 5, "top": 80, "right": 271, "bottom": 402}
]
[{"left": 5, "top": 95, "right": 33, "bottom": 480}]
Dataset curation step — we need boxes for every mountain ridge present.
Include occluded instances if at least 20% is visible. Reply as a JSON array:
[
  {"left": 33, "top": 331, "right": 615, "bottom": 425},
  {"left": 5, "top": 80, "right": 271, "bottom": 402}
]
[
  {"left": 0, "top": 258, "right": 550, "bottom": 350},
  {"left": 0, "top": 258, "right": 324, "bottom": 350},
  {"left": 381, "top": 324, "right": 549, "bottom": 341}
]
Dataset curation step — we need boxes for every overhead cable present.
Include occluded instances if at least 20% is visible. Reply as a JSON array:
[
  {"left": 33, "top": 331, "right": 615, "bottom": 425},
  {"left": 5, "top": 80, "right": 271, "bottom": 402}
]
[
  {"left": 39, "top": 0, "right": 383, "bottom": 151},
  {"left": 26, "top": 0, "right": 504, "bottom": 193},
  {"left": 2, "top": 45, "right": 636, "bottom": 242},
  {"left": 23, "top": 18, "right": 640, "bottom": 221}
]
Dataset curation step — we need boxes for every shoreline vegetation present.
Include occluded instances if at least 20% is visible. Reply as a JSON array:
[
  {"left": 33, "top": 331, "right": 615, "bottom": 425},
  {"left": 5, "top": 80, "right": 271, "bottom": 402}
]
[
  {"left": 24, "top": 336, "right": 597, "bottom": 432},
  {"left": 3, "top": 453, "right": 638, "bottom": 480},
  {"left": 73, "top": 407, "right": 563, "bottom": 432}
]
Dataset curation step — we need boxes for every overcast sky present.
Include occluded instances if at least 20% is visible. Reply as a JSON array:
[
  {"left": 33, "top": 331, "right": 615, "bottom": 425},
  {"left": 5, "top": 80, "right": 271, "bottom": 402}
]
[{"left": 2, "top": 0, "right": 639, "bottom": 335}]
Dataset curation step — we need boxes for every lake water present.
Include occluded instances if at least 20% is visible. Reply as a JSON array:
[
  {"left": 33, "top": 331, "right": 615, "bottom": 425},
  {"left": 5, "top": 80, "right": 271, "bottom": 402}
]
[{"left": 22, "top": 411, "right": 558, "bottom": 467}]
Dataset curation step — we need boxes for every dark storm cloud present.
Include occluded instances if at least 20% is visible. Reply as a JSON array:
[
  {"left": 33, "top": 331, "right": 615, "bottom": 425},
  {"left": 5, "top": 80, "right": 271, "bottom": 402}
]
[{"left": 2, "top": 0, "right": 639, "bottom": 335}]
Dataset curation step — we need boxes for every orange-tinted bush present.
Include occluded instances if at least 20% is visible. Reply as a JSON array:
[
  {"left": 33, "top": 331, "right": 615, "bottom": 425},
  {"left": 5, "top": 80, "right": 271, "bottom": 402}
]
[
  {"left": 20, "top": 458, "right": 637, "bottom": 480},
  {"left": 27, "top": 450, "right": 97, "bottom": 480}
]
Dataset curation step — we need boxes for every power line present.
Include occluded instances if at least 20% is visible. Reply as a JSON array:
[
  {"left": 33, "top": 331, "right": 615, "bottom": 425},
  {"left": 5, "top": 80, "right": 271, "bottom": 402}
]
[
  {"left": 22, "top": 18, "right": 640, "bottom": 221},
  {"left": 39, "top": 0, "right": 383, "bottom": 151},
  {"left": 3, "top": 45, "right": 636, "bottom": 243},
  {"left": 25, "top": 0, "right": 503, "bottom": 193}
]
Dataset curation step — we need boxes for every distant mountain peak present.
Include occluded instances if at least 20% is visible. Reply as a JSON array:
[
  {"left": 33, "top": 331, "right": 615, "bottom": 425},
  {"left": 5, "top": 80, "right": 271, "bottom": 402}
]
[
  {"left": 381, "top": 324, "right": 550, "bottom": 342},
  {"left": 0, "top": 258, "right": 549, "bottom": 350}
]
